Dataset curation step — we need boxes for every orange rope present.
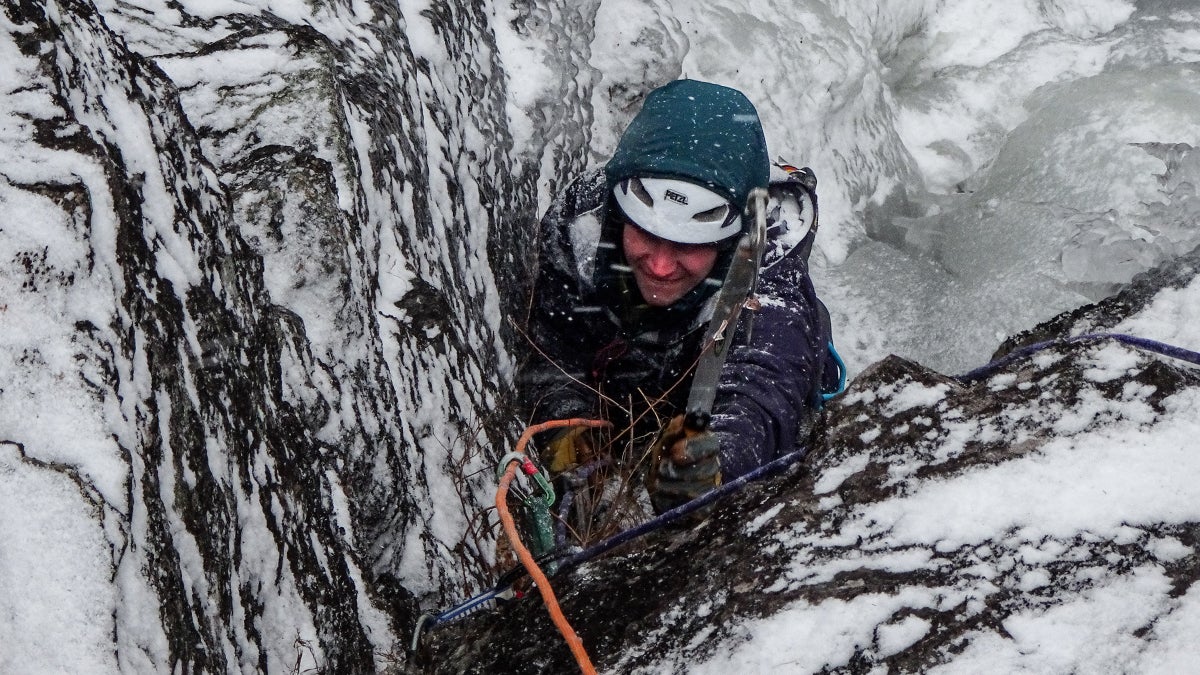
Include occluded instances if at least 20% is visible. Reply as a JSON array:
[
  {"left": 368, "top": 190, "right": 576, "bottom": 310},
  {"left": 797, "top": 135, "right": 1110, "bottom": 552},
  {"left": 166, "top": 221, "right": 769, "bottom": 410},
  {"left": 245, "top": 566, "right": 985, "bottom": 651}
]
[{"left": 497, "top": 418, "right": 610, "bottom": 675}]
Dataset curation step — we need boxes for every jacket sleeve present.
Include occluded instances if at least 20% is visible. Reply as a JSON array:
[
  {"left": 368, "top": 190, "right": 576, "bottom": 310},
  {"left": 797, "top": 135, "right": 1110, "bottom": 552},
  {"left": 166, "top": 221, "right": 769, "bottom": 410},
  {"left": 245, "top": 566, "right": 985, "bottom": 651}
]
[
  {"left": 515, "top": 173, "right": 607, "bottom": 425},
  {"left": 516, "top": 273, "right": 597, "bottom": 425},
  {"left": 709, "top": 260, "right": 827, "bottom": 480}
]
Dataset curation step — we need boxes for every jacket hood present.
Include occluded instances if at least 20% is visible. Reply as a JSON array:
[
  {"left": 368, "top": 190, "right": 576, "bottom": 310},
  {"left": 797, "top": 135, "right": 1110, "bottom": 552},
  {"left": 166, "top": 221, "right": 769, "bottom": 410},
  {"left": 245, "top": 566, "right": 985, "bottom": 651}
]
[{"left": 604, "top": 79, "right": 770, "bottom": 214}]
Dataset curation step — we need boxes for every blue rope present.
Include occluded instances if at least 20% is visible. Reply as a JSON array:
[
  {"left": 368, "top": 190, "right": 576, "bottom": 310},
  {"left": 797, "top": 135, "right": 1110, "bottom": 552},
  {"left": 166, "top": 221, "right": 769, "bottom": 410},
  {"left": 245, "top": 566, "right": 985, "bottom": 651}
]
[
  {"left": 956, "top": 332, "right": 1200, "bottom": 383},
  {"left": 556, "top": 445, "right": 809, "bottom": 573},
  {"left": 418, "top": 445, "right": 810, "bottom": 636}
]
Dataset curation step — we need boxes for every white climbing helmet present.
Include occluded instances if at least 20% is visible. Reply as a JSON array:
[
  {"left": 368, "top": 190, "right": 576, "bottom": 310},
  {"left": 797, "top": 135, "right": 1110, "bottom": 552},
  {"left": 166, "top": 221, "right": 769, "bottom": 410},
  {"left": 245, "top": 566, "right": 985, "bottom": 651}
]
[{"left": 612, "top": 177, "right": 741, "bottom": 244}]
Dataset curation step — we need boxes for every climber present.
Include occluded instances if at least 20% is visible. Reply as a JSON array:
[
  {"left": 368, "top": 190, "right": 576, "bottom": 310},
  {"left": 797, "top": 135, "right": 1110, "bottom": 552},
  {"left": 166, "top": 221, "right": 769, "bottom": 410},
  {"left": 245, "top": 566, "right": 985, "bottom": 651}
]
[{"left": 516, "top": 79, "right": 840, "bottom": 520}]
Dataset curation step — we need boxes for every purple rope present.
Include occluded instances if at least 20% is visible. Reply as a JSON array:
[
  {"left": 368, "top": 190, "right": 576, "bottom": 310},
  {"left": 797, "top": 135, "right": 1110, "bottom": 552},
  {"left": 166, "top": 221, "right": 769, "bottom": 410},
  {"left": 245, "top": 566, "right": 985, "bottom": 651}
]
[
  {"left": 956, "top": 332, "right": 1200, "bottom": 383},
  {"left": 553, "top": 332, "right": 1200, "bottom": 577},
  {"left": 420, "top": 446, "right": 808, "bottom": 634}
]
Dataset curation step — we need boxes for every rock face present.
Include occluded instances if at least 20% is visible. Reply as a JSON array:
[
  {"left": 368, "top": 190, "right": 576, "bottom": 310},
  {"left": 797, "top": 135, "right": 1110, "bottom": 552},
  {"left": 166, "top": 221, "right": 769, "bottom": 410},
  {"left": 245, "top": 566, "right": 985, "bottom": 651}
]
[
  {"left": 420, "top": 295, "right": 1200, "bottom": 672},
  {"left": 1, "top": 0, "right": 583, "bottom": 670}
]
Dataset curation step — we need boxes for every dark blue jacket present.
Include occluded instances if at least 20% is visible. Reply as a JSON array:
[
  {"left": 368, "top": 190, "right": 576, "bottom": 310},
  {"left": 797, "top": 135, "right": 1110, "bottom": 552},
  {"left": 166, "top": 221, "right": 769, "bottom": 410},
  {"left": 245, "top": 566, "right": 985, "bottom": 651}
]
[{"left": 517, "top": 170, "right": 837, "bottom": 480}]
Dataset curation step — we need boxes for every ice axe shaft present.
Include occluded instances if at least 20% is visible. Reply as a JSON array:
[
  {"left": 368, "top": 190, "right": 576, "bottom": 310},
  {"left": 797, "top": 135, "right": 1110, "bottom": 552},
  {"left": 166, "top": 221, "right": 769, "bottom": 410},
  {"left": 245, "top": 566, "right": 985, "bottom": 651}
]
[{"left": 684, "top": 188, "right": 768, "bottom": 420}]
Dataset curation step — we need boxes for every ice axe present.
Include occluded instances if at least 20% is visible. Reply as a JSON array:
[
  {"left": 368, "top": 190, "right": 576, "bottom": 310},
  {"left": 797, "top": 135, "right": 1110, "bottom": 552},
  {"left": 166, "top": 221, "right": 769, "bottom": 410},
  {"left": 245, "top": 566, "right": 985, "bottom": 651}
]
[
  {"left": 648, "top": 188, "right": 768, "bottom": 486},
  {"left": 683, "top": 187, "right": 768, "bottom": 429}
]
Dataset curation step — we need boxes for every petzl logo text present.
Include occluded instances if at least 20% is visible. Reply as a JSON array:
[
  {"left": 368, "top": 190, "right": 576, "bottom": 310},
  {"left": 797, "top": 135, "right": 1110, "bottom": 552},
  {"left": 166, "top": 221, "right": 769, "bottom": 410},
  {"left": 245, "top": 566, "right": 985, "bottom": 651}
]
[{"left": 664, "top": 189, "right": 688, "bottom": 205}]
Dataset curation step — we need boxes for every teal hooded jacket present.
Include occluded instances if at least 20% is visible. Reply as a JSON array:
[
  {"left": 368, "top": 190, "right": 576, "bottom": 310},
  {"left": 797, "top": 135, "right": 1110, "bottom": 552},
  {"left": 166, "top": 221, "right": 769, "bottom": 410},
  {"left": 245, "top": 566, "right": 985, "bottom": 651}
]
[
  {"left": 604, "top": 79, "right": 770, "bottom": 214},
  {"left": 519, "top": 80, "right": 837, "bottom": 491}
]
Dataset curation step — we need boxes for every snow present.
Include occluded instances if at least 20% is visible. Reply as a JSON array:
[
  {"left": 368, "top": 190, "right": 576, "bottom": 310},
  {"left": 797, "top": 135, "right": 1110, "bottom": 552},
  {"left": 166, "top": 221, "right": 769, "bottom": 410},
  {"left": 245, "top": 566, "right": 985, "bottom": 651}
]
[
  {"left": 813, "top": 453, "right": 870, "bottom": 495},
  {"left": 875, "top": 614, "right": 932, "bottom": 657},
  {"left": 1115, "top": 273, "right": 1200, "bottom": 343},
  {"left": 570, "top": 0, "right": 1200, "bottom": 376},
  {"left": 618, "top": 358, "right": 1200, "bottom": 670},
  {"left": 0, "top": 443, "right": 119, "bottom": 674},
  {"left": 681, "top": 587, "right": 949, "bottom": 674},
  {"left": 946, "top": 566, "right": 1169, "bottom": 673},
  {"left": 861, "top": 399, "right": 1198, "bottom": 546}
]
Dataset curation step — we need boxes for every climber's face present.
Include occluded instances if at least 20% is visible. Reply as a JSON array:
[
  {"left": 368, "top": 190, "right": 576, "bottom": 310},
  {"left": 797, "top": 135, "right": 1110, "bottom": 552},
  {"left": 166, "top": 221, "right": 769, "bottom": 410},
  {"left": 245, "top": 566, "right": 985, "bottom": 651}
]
[{"left": 622, "top": 222, "right": 719, "bottom": 307}]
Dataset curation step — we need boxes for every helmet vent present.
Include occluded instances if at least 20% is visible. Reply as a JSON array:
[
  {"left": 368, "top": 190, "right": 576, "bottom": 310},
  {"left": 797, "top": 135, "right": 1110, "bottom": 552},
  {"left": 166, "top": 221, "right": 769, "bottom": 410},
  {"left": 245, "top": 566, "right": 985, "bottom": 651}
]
[
  {"left": 693, "top": 204, "right": 729, "bottom": 222},
  {"left": 629, "top": 177, "right": 655, "bottom": 208}
]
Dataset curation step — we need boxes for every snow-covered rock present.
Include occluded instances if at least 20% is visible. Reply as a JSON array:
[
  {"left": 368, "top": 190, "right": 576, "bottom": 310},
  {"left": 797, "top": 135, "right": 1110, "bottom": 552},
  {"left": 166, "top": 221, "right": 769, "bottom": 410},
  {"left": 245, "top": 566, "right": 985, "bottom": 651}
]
[
  {"left": 5, "top": 0, "right": 1200, "bottom": 671},
  {"left": 1, "top": 0, "right": 531, "bottom": 669},
  {"left": 421, "top": 289, "right": 1200, "bottom": 672}
]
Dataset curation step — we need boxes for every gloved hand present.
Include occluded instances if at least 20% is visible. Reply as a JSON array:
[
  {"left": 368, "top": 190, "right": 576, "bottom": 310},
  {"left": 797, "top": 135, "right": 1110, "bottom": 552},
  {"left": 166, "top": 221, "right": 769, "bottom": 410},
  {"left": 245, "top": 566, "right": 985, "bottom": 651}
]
[
  {"left": 542, "top": 425, "right": 599, "bottom": 474},
  {"left": 646, "top": 414, "right": 722, "bottom": 515}
]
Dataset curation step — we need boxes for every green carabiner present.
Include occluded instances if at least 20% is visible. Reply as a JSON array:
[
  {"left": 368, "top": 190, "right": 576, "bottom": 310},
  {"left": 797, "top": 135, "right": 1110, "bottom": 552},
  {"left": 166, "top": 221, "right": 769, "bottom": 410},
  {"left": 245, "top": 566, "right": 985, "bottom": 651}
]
[{"left": 497, "top": 451, "right": 556, "bottom": 505}]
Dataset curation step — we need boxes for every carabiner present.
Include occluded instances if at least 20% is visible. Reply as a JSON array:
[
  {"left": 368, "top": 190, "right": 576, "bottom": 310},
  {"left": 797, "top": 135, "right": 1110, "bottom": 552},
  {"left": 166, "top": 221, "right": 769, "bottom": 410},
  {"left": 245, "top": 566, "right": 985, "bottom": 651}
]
[{"left": 496, "top": 451, "right": 555, "bottom": 507}]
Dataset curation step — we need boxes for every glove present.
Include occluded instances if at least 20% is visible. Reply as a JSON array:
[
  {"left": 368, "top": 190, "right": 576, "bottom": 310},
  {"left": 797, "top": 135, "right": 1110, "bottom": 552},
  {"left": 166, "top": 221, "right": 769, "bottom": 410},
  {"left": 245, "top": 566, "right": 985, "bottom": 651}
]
[
  {"left": 542, "top": 425, "right": 599, "bottom": 474},
  {"left": 646, "top": 414, "right": 722, "bottom": 515}
]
